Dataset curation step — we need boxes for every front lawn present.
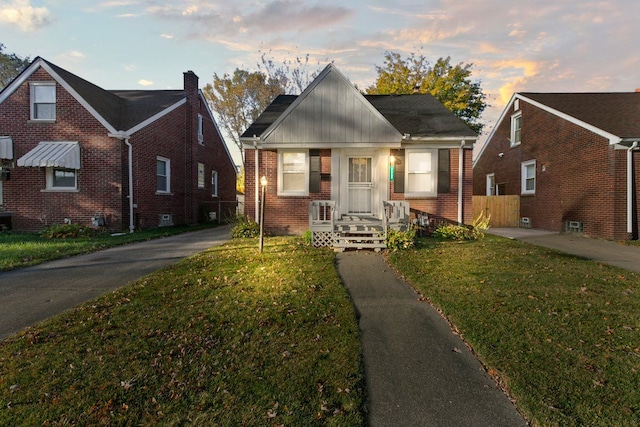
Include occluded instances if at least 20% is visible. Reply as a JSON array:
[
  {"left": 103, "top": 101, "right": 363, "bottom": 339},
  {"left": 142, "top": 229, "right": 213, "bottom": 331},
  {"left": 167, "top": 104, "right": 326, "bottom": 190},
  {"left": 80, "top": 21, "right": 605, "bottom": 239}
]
[
  {"left": 0, "top": 224, "right": 218, "bottom": 272},
  {"left": 388, "top": 235, "right": 640, "bottom": 427},
  {"left": 0, "top": 237, "right": 365, "bottom": 426}
]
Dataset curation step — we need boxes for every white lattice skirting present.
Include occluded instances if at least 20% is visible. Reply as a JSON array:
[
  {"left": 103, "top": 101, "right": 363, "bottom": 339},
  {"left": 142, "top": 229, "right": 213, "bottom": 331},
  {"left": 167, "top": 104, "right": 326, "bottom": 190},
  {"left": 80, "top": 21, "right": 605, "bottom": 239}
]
[{"left": 312, "top": 231, "right": 335, "bottom": 247}]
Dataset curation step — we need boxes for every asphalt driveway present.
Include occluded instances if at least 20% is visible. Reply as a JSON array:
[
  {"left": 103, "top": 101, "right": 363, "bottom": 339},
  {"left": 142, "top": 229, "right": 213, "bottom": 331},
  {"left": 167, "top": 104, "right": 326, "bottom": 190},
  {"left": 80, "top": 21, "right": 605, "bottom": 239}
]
[{"left": 0, "top": 225, "right": 231, "bottom": 341}]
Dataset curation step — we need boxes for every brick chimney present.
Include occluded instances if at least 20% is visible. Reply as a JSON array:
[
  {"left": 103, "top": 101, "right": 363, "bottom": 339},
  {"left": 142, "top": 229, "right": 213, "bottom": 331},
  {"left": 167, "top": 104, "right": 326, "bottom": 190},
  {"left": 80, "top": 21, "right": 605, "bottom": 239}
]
[
  {"left": 183, "top": 70, "right": 198, "bottom": 96},
  {"left": 635, "top": 88, "right": 640, "bottom": 93}
]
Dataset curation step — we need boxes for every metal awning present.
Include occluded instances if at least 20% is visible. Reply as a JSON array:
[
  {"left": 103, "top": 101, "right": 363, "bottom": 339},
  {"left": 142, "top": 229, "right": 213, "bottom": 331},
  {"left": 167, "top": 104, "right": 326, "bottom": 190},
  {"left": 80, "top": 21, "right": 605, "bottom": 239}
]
[
  {"left": 0, "top": 136, "right": 12, "bottom": 160},
  {"left": 17, "top": 141, "right": 81, "bottom": 169}
]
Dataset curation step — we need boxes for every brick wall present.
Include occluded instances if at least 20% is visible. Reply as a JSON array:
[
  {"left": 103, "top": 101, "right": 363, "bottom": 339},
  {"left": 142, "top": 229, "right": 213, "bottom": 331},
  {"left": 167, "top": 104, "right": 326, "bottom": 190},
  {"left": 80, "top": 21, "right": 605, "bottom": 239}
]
[
  {"left": 246, "top": 147, "right": 473, "bottom": 235},
  {"left": 474, "top": 98, "right": 637, "bottom": 240},
  {"left": 0, "top": 66, "right": 237, "bottom": 232},
  {"left": 0, "top": 68, "right": 124, "bottom": 231}
]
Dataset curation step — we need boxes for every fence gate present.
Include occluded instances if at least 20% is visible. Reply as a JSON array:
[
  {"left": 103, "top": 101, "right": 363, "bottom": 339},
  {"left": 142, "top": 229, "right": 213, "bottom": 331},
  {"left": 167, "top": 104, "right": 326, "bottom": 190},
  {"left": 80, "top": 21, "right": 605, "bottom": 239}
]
[{"left": 472, "top": 195, "right": 520, "bottom": 228}]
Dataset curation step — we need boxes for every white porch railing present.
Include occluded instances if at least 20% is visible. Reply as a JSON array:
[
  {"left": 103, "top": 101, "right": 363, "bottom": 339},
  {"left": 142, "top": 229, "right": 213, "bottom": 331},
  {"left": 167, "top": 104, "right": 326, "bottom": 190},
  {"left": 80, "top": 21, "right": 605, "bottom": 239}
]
[{"left": 309, "top": 200, "right": 410, "bottom": 250}]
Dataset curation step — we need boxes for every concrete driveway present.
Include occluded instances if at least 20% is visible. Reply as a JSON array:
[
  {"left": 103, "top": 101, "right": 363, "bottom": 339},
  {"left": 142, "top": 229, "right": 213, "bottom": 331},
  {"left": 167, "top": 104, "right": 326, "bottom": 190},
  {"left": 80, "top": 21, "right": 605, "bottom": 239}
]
[
  {"left": 487, "top": 228, "right": 640, "bottom": 274},
  {"left": 0, "top": 225, "right": 231, "bottom": 341}
]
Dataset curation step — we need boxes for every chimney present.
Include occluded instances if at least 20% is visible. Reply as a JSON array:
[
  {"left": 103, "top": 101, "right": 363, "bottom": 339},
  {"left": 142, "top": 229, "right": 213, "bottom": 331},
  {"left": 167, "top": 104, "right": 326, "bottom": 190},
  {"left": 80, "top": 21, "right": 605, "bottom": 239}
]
[
  {"left": 183, "top": 70, "right": 198, "bottom": 95},
  {"left": 635, "top": 88, "right": 640, "bottom": 93}
]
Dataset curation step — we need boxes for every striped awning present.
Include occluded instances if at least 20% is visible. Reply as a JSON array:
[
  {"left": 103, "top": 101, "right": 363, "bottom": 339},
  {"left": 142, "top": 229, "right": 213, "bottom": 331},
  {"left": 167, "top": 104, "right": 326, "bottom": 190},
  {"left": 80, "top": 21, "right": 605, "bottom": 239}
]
[
  {"left": 17, "top": 141, "right": 81, "bottom": 169},
  {"left": 0, "top": 136, "right": 12, "bottom": 160}
]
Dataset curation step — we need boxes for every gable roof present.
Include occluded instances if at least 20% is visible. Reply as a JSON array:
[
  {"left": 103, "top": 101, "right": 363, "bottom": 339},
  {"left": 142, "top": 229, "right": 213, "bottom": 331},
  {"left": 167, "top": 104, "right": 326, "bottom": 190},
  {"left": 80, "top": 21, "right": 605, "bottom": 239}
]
[
  {"left": 520, "top": 92, "right": 640, "bottom": 139},
  {"left": 241, "top": 64, "right": 476, "bottom": 145},
  {"left": 0, "top": 57, "right": 187, "bottom": 135},
  {"left": 474, "top": 91, "right": 640, "bottom": 166}
]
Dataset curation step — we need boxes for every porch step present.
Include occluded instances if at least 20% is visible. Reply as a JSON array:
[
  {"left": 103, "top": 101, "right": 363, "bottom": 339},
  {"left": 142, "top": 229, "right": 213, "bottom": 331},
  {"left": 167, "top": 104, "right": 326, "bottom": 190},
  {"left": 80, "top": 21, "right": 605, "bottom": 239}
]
[{"left": 333, "top": 231, "right": 387, "bottom": 252}]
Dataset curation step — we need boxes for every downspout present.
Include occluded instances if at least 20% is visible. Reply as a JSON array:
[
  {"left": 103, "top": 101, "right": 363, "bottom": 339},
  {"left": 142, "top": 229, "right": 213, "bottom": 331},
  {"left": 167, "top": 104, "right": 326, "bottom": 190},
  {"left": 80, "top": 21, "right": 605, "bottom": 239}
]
[
  {"left": 108, "top": 132, "right": 135, "bottom": 233},
  {"left": 458, "top": 140, "right": 465, "bottom": 224},
  {"left": 627, "top": 141, "right": 638, "bottom": 235}
]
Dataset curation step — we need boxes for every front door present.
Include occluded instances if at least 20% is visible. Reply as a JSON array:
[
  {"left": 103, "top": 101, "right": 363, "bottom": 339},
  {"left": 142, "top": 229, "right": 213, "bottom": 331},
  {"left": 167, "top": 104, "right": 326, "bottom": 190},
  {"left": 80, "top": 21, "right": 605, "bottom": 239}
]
[{"left": 347, "top": 157, "right": 372, "bottom": 214}]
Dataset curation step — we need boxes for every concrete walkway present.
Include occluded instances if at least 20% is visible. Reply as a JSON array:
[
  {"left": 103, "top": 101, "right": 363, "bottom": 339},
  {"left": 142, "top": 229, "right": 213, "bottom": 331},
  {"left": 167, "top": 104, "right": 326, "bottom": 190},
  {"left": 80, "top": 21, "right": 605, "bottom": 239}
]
[
  {"left": 0, "top": 225, "right": 231, "bottom": 341},
  {"left": 336, "top": 251, "right": 528, "bottom": 427},
  {"left": 487, "top": 228, "right": 640, "bottom": 274}
]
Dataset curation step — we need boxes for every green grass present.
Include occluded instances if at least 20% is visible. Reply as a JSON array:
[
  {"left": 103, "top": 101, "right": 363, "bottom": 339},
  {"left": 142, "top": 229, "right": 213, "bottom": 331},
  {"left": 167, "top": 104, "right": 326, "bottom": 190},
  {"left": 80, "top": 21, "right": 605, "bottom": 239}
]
[
  {"left": 0, "top": 224, "right": 218, "bottom": 272},
  {"left": 0, "top": 237, "right": 365, "bottom": 426},
  {"left": 387, "top": 235, "right": 640, "bottom": 427}
]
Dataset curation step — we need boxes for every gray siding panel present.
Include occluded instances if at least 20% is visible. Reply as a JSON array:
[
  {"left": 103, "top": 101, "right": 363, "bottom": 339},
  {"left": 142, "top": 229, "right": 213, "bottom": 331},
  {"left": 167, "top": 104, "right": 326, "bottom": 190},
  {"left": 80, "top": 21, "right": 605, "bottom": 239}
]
[{"left": 264, "top": 66, "right": 401, "bottom": 145}]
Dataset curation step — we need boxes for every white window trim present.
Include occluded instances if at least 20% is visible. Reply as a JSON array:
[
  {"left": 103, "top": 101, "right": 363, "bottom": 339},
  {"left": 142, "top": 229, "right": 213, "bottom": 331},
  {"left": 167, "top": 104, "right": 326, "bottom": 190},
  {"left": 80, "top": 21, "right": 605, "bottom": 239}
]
[
  {"left": 197, "top": 162, "right": 206, "bottom": 189},
  {"left": 277, "top": 149, "right": 309, "bottom": 196},
  {"left": 404, "top": 149, "right": 438, "bottom": 198},
  {"left": 45, "top": 167, "right": 78, "bottom": 191},
  {"left": 30, "top": 82, "right": 56, "bottom": 122},
  {"left": 510, "top": 112, "right": 522, "bottom": 147},
  {"left": 486, "top": 173, "right": 496, "bottom": 196},
  {"left": 211, "top": 170, "right": 218, "bottom": 197},
  {"left": 157, "top": 156, "right": 171, "bottom": 194},
  {"left": 521, "top": 160, "right": 536, "bottom": 195},
  {"left": 197, "top": 114, "right": 204, "bottom": 144}
]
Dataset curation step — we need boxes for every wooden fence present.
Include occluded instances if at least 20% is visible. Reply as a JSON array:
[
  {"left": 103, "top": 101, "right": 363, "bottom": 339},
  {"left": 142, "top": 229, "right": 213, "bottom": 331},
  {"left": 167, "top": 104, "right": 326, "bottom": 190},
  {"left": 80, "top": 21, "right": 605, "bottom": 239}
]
[{"left": 472, "top": 195, "right": 520, "bottom": 228}]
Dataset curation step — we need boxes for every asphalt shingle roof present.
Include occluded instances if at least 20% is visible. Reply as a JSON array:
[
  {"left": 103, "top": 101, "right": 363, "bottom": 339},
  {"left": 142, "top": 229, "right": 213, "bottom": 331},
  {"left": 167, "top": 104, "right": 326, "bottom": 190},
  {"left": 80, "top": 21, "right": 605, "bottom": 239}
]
[
  {"left": 242, "top": 93, "right": 477, "bottom": 140},
  {"left": 43, "top": 58, "right": 186, "bottom": 132},
  {"left": 521, "top": 92, "right": 640, "bottom": 139}
]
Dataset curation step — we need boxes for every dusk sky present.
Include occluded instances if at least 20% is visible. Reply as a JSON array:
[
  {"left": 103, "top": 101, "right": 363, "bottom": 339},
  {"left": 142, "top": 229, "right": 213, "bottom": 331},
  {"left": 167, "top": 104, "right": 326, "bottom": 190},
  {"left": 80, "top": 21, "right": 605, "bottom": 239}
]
[{"left": 1, "top": 0, "right": 639, "bottom": 163}]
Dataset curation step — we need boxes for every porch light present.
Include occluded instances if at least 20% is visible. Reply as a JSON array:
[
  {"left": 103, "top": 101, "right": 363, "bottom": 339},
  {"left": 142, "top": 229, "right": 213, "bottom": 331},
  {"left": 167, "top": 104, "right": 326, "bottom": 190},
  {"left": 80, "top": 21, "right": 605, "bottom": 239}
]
[
  {"left": 259, "top": 176, "right": 267, "bottom": 253},
  {"left": 389, "top": 155, "right": 395, "bottom": 181}
]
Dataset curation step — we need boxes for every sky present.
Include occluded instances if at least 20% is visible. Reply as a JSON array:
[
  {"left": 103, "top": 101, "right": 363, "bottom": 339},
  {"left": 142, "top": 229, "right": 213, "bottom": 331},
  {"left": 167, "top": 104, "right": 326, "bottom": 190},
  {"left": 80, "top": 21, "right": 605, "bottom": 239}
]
[{"left": 1, "top": 0, "right": 640, "bottom": 165}]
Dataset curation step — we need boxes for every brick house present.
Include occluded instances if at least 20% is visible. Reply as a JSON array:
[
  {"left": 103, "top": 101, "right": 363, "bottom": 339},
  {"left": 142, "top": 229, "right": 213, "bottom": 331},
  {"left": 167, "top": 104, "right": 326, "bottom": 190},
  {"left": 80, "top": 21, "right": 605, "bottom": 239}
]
[
  {"left": 240, "top": 64, "right": 477, "bottom": 249},
  {"left": 473, "top": 92, "right": 640, "bottom": 240},
  {"left": 0, "top": 57, "right": 236, "bottom": 232}
]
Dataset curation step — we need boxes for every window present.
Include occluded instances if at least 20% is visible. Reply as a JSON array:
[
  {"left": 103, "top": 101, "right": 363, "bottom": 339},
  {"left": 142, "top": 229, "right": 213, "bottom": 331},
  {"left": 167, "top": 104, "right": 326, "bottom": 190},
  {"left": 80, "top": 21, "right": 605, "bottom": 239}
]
[
  {"left": 211, "top": 170, "right": 218, "bottom": 197},
  {"left": 486, "top": 173, "right": 496, "bottom": 195},
  {"left": 157, "top": 157, "right": 170, "bottom": 193},
  {"left": 405, "top": 149, "right": 437, "bottom": 197},
  {"left": 31, "top": 83, "right": 56, "bottom": 121},
  {"left": 511, "top": 112, "right": 522, "bottom": 146},
  {"left": 278, "top": 150, "right": 308, "bottom": 196},
  {"left": 197, "top": 114, "right": 204, "bottom": 143},
  {"left": 46, "top": 168, "right": 77, "bottom": 190},
  {"left": 521, "top": 160, "right": 536, "bottom": 195},
  {"left": 197, "top": 162, "right": 205, "bottom": 188}
]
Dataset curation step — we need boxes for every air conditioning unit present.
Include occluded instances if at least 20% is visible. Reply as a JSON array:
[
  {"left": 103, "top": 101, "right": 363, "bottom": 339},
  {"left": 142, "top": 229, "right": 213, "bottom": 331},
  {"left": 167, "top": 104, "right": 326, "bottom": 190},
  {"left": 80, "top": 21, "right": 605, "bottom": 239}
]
[
  {"left": 520, "top": 217, "right": 531, "bottom": 228},
  {"left": 159, "top": 214, "right": 174, "bottom": 227},
  {"left": 565, "top": 220, "right": 584, "bottom": 233}
]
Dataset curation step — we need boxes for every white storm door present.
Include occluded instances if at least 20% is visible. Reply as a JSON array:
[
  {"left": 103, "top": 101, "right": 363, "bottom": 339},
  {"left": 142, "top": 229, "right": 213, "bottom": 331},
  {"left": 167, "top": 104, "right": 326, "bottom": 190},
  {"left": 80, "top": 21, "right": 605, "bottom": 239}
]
[{"left": 348, "top": 157, "right": 373, "bottom": 214}]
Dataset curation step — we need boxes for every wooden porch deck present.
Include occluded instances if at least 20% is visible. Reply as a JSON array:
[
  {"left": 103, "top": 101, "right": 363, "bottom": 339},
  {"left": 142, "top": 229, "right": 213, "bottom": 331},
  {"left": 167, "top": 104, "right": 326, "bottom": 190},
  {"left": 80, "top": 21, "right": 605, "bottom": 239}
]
[{"left": 309, "top": 201, "right": 410, "bottom": 251}]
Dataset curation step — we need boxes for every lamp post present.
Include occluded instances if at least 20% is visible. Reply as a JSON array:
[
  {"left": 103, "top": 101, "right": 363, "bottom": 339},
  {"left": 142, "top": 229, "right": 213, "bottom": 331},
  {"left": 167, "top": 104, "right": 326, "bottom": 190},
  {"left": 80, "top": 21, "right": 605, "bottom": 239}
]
[{"left": 259, "top": 176, "right": 267, "bottom": 253}]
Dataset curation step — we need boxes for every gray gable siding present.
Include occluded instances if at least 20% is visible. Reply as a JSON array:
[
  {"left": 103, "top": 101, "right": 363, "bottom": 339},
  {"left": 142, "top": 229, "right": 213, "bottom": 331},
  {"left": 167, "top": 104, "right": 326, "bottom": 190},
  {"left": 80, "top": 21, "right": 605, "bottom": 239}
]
[{"left": 263, "top": 66, "right": 401, "bottom": 145}]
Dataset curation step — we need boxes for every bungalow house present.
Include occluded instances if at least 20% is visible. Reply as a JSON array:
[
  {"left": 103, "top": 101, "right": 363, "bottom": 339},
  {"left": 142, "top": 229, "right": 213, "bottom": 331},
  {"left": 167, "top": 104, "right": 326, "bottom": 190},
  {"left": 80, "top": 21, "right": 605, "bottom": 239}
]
[
  {"left": 0, "top": 57, "right": 237, "bottom": 232},
  {"left": 240, "top": 64, "right": 477, "bottom": 250},
  {"left": 473, "top": 92, "right": 640, "bottom": 241}
]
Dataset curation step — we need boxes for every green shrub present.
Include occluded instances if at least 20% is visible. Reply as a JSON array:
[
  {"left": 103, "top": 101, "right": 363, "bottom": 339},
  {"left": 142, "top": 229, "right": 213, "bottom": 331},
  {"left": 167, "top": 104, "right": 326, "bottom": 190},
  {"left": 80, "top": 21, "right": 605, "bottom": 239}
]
[
  {"left": 386, "top": 226, "right": 416, "bottom": 251},
  {"left": 231, "top": 215, "right": 260, "bottom": 238},
  {"left": 432, "top": 213, "right": 490, "bottom": 241},
  {"left": 302, "top": 230, "right": 312, "bottom": 245},
  {"left": 41, "top": 223, "right": 94, "bottom": 239}
]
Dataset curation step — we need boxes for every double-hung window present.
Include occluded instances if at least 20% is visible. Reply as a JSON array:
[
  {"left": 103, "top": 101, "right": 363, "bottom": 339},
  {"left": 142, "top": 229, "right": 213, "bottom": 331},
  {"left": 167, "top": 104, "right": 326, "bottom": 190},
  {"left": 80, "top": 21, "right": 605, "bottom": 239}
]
[
  {"left": 157, "top": 156, "right": 171, "bottom": 193},
  {"left": 211, "top": 170, "right": 218, "bottom": 197},
  {"left": 486, "top": 173, "right": 496, "bottom": 195},
  {"left": 511, "top": 112, "right": 522, "bottom": 146},
  {"left": 521, "top": 160, "right": 536, "bottom": 195},
  {"left": 197, "top": 162, "right": 205, "bottom": 188},
  {"left": 197, "top": 114, "right": 204, "bottom": 143},
  {"left": 31, "top": 83, "right": 56, "bottom": 121},
  {"left": 278, "top": 150, "right": 308, "bottom": 196},
  {"left": 405, "top": 149, "right": 437, "bottom": 198},
  {"left": 46, "top": 168, "right": 77, "bottom": 190}
]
